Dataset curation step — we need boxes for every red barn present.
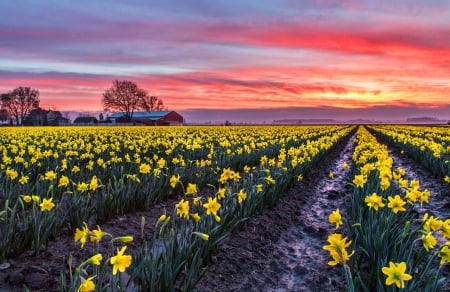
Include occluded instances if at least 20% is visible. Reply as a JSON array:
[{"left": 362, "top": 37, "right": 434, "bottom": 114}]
[{"left": 109, "top": 111, "right": 184, "bottom": 125}]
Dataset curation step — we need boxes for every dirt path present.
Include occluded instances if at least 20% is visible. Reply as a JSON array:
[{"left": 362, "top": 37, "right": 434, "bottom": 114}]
[{"left": 193, "top": 133, "right": 356, "bottom": 292}]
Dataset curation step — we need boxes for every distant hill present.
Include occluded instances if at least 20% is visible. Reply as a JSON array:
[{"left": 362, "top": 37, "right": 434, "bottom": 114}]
[{"left": 406, "top": 117, "right": 446, "bottom": 124}]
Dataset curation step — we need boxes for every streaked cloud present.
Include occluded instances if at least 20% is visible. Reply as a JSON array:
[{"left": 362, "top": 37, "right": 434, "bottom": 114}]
[{"left": 0, "top": 0, "right": 449, "bottom": 121}]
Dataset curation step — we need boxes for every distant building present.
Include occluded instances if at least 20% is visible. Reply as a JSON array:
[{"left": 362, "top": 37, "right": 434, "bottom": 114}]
[
  {"left": 109, "top": 111, "right": 184, "bottom": 125},
  {"left": 23, "top": 109, "right": 69, "bottom": 126},
  {"left": 51, "top": 116, "right": 70, "bottom": 126},
  {"left": 0, "top": 109, "right": 10, "bottom": 124},
  {"left": 73, "top": 116, "right": 99, "bottom": 125},
  {"left": 273, "top": 119, "right": 302, "bottom": 125}
]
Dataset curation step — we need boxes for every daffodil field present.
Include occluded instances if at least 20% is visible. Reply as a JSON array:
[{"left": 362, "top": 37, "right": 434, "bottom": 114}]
[
  {"left": 1, "top": 125, "right": 352, "bottom": 290},
  {"left": 0, "top": 124, "right": 448, "bottom": 291}
]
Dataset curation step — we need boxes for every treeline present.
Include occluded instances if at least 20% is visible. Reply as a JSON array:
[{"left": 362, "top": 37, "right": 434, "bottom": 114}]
[{"left": 1, "top": 80, "right": 166, "bottom": 125}]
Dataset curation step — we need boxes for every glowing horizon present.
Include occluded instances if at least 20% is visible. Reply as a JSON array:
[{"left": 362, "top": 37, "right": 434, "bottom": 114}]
[{"left": 0, "top": 1, "right": 449, "bottom": 119}]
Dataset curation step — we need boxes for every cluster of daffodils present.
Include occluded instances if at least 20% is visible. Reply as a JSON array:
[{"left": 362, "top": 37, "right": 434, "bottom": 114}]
[
  {"left": 368, "top": 125, "right": 450, "bottom": 182},
  {"left": 70, "top": 222, "right": 133, "bottom": 292},
  {"left": 22, "top": 194, "right": 56, "bottom": 211}
]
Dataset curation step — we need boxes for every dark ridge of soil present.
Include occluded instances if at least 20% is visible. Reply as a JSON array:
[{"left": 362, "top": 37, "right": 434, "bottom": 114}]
[{"left": 192, "top": 133, "right": 356, "bottom": 292}]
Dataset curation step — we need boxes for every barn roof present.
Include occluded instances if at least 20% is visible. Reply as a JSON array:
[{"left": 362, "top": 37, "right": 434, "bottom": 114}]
[{"left": 109, "top": 111, "right": 173, "bottom": 120}]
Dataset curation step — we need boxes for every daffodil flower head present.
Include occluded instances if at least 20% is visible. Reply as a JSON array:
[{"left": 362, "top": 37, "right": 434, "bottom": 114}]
[
  {"left": 381, "top": 261, "right": 412, "bottom": 289},
  {"left": 328, "top": 209, "right": 343, "bottom": 229},
  {"left": 110, "top": 246, "right": 132, "bottom": 275}
]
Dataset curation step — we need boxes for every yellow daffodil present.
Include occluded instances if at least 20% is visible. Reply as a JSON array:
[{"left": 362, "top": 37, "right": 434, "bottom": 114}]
[
  {"left": 78, "top": 276, "right": 96, "bottom": 292},
  {"left": 185, "top": 183, "right": 198, "bottom": 195},
  {"left": 74, "top": 223, "right": 89, "bottom": 248},
  {"left": 342, "top": 162, "right": 349, "bottom": 170},
  {"left": 86, "top": 254, "right": 103, "bottom": 266},
  {"left": 6, "top": 168, "right": 18, "bottom": 180},
  {"left": 266, "top": 175, "right": 276, "bottom": 185},
  {"left": 110, "top": 246, "right": 132, "bottom": 275},
  {"left": 175, "top": 199, "right": 190, "bottom": 219},
  {"left": 422, "top": 232, "right": 437, "bottom": 251},
  {"left": 116, "top": 236, "right": 133, "bottom": 243},
  {"left": 422, "top": 214, "right": 443, "bottom": 232},
  {"left": 193, "top": 197, "right": 202, "bottom": 206},
  {"left": 40, "top": 198, "right": 55, "bottom": 211},
  {"left": 169, "top": 174, "right": 180, "bottom": 188},
  {"left": 89, "top": 225, "right": 105, "bottom": 243},
  {"left": 352, "top": 175, "right": 367, "bottom": 188},
  {"left": 19, "top": 175, "right": 29, "bottom": 184},
  {"left": 191, "top": 213, "right": 201, "bottom": 222},
  {"left": 89, "top": 176, "right": 99, "bottom": 191},
  {"left": 255, "top": 184, "right": 263, "bottom": 193},
  {"left": 381, "top": 261, "right": 412, "bottom": 289},
  {"left": 203, "top": 197, "right": 221, "bottom": 216},
  {"left": 328, "top": 209, "right": 343, "bottom": 229},
  {"left": 192, "top": 232, "right": 209, "bottom": 241},
  {"left": 364, "top": 193, "right": 385, "bottom": 211},
  {"left": 217, "top": 187, "right": 226, "bottom": 199},
  {"left": 157, "top": 214, "right": 167, "bottom": 224},
  {"left": 387, "top": 195, "right": 406, "bottom": 214},
  {"left": 157, "top": 158, "right": 166, "bottom": 168},
  {"left": 438, "top": 244, "right": 450, "bottom": 265},
  {"left": 323, "top": 233, "right": 353, "bottom": 266},
  {"left": 77, "top": 182, "right": 89, "bottom": 193},
  {"left": 58, "top": 175, "right": 70, "bottom": 187},
  {"left": 440, "top": 219, "right": 450, "bottom": 238},
  {"left": 139, "top": 163, "right": 151, "bottom": 174},
  {"left": 44, "top": 170, "right": 57, "bottom": 181},
  {"left": 22, "top": 195, "right": 32, "bottom": 203},
  {"left": 237, "top": 189, "right": 247, "bottom": 204}
]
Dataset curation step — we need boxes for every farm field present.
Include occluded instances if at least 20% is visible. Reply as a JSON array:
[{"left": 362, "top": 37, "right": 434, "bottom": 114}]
[{"left": 0, "top": 125, "right": 449, "bottom": 291}]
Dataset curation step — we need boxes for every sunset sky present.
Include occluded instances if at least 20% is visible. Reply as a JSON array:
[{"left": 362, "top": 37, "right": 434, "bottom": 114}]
[{"left": 1, "top": 0, "right": 449, "bottom": 122}]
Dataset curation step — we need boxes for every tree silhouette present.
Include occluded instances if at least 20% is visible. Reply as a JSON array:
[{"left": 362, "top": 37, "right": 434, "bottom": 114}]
[
  {"left": 139, "top": 95, "right": 166, "bottom": 111},
  {"left": 102, "top": 80, "right": 166, "bottom": 121},
  {"left": 103, "top": 80, "right": 148, "bottom": 121},
  {"left": 1, "top": 87, "right": 40, "bottom": 125}
]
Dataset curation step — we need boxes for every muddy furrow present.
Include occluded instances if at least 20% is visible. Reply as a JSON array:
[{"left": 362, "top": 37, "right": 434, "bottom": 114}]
[{"left": 193, "top": 133, "right": 356, "bottom": 292}]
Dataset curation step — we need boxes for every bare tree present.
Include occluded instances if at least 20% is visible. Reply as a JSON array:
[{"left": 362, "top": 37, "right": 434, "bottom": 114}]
[
  {"left": 139, "top": 95, "right": 166, "bottom": 111},
  {"left": 102, "top": 80, "right": 148, "bottom": 121},
  {"left": 1, "top": 87, "right": 40, "bottom": 125}
]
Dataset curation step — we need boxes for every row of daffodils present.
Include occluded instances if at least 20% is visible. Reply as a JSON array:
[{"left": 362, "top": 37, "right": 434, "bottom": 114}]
[
  {"left": 0, "top": 125, "right": 353, "bottom": 291},
  {"left": 367, "top": 125, "right": 450, "bottom": 183},
  {"left": 324, "top": 126, "right": 449, "bottom": 291}
]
